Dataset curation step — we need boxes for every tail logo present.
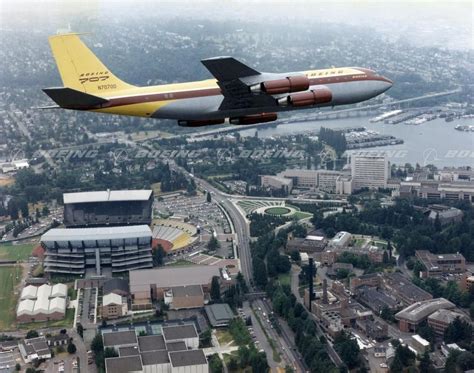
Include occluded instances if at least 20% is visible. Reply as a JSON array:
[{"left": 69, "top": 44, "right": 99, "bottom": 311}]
[{"left": 79, "top": 71, "right": 110, "bottom": 84}]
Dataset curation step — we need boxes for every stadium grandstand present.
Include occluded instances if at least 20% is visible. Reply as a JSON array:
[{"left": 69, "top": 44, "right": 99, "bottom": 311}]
[
  {"left": 152, "top": 219, "right": 197, "bottom": 252},
  {"left": 63, "top": 189, "right": 153, "bottom": 228},
  {"left": 41, "top": 225, "right": 153, "bottom": 276}
]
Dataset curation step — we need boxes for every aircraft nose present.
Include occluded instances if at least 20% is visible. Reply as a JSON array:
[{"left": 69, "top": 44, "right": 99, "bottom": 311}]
[{"left": 379, "top": 76, "right": 393, "bottom": 93}]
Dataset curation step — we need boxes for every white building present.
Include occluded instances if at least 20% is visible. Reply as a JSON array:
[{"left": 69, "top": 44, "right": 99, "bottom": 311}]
[
  {"left": 278, "top": 169, "right": 318, "bottom": 188},
  {"left": 17, "top": 283, "right": 67, "bottom": 323},
  {"left": 351, "top": 153, "right": 389, "bottom": 190},
  {"left": 330, "top": 231, "right": 352, "bottom": 248},
  {"left": 260, "top": 175, "right": 293, "bottom": 192}
]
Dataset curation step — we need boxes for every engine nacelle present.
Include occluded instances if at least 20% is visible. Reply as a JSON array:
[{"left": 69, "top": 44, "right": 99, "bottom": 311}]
[
  {"left": 278, "top": 86, "right": 332, "bottom": 107},
  {"left": 178, "top": 119, "right": 225, "bottom": 127},
  {"left": 229, "top": 113, "right": 277, "bottom": 125},
  {"left": 250, "top": 75, "right": 310, "bottom": 95}
]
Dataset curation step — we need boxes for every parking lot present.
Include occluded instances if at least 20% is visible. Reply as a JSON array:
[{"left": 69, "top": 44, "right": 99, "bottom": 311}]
[
  {"left": 76, "top": 287, "right": 97, "bottom": 328},
  {"left": 0, "top": 350, "right": 21, "bottom": 373}
]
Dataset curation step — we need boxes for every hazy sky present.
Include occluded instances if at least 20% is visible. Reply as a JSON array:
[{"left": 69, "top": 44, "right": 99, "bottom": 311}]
[{"left": 1, "top": 0, "right": 472, "bottom": 50}]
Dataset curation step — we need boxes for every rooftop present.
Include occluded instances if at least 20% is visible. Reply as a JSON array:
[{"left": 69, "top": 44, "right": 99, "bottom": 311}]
[
  {"left": 172, "top": 285, "right": 204, "bottom": 297},
  {"left": 169, "top": 349, "right": 207, "bottom": 367},
  {"left": 166, "top": 341, "right": 187, "bottom": 352},
  {"left": 105, "top": 355, "right": 142, "bottom": 373},
  {"left": 42, "top": 225, "right": 152, "bottom": 242},
  {"left": 103, "top": 278, "right": 129, "bottom": 295},
  {"left": 130, "top": 266, "right": 220, "bottom": 292},
  {"left": 137, "top": 335, "right": 166, "bottom": 352},
  {"left": 64, "top": 190, "right": 152, "bottom": 204},
  {"left": 141, "top": 350, "right": 170, "bottom": 365},
  {"left": 118, "top": 346, "right": 140, "bottom": 357},
  {"left": 163, "top": 324, "right": 198, "bottom": 341},
  {"left": 395, "top": 298, "right": 455, "bottom": 323},
  {"left": 205, "top": 303, "right": 235, "bottom": 326},
  {"left": 103, "top": 331, "right": 137, "bottom": 348},
  {"left": 428, "top": 309, "right": 468, "bottom": 324}
]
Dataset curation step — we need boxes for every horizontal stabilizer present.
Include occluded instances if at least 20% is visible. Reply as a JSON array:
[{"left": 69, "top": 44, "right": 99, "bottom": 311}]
[{"left": 42, "top": 87, "right": 108, "bottom": 109}]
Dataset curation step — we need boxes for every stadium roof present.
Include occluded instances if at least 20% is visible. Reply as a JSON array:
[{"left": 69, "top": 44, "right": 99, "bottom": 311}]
[
  {"left": 64, "top": 190, "right": 152, "bottom": 204},
  {"left": 130, "top": 265, "right": 220, "bottom": 292},
  {"left": 42, "top": 225, "right": 152, "bottom": 242},
  {"left": 395, "top": 298, "right": 455, "bottom": 323}
]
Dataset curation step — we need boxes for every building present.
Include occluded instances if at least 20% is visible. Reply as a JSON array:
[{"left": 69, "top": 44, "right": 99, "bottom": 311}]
[
  {"left": 164, "top": 285, "right": 204, "bottom": 310},
  {"left": 17, "top": 283, "right": 67, "bottom": 323},
  {"left": 19, "top": 336, "right": 51, "bottom": 363},
  {"left": 104, "top": 324, "right": 208, "bottom": 373},
  {"left": 355, "top": 286, "right": 399, "bottom": 313},
  {"left": 330, "top": 231, "right": 352, "bottom": 248},
  {"left": 382, "top": 272, "right": 433, "bottom": 306},
  {"left": 427, "top": 205, "right": 464, "bottom": 225},
  {"left": 326, "top": 262, "right": 353, "bottom": 277},
  {"left": 42, "top": 225, "right": 153, "bottom": 276},
  {"left": 46, "top": 333, "right": 70, "bottom": 347},
  {"left": 205, "top": 303, "right": 235, "bottom": 327},
  {"left": 411, "top": 335, "right": 430, "bottom": 355},
  {"left": 350, "top": 273, "right": 380, "bottom": 292},
  {"left": 129, "top": 265, "right": 221, "bottom": 310},
  {"left": 316, "top": 170, "right": 342, "bottom": 193},
  {"left": 351, "top": 153, "right": 389, "bottom": 190},
  {"left": 286, "top": 234, "right": 327, "bottom": 253},
  {"left": 260, "top": 175, "right": 293, "bottom": 193},
  {"left": 415, "top": 250, "right": 466, "bottom": 278},
  {"left": 427, "top": 309, "right": 470, "bottom": 336},
  {"left": 0, "top": 159, "right": 29, "bottom": 174},
  {"left": 336, "top": 175, "right": 353, "bottom": 195},
  {"left": 103, "top": 278, "right": 130, "bottom": 297},
  {"left": 102, "top": 293, "right": 128, "bottom": 320},
  {"left": 63, "top": 189, "right": 153, "bottom": 228},
  {"left": 395, "top": 298, "right": 455, "bottom": 333},
  {"left": 356, "top": 318, "right": 388, "bottom": 341},
  {"left": 277, "top": 169, "right": 318, "bottom": 188},
  {"left": 399, "top": 179, "right": 474, "bottom": 202}
]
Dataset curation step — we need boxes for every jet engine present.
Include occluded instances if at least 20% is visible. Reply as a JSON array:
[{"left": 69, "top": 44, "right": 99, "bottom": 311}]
[
  {"left": 178, "top": 119, "right": 225, "bottom": 127},
  {"left": 229, "top": 113, "right": 277, "bottom": 125},
  {"left": 250, "top": 76, "right": 309, "bottom": 95},
  {"left": 277, "top": 86, "right": 332, "bottom": 107}
]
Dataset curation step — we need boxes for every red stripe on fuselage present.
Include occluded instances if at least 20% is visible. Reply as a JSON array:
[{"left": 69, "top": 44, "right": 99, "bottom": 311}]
[{"left": 100, "top": 73, "right": 390, "bottom": 109}]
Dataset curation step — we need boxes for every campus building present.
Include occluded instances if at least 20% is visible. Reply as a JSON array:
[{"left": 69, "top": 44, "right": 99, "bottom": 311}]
[
  {"left": 129, "top": 265, "right": 221, "bottom": 310},
  {"left": 17, "top": 284, "right": 67, "bottom": 323},
  {"left": 260, "top": 175, "right": 293, "bottom": 193},
  {"left": 351, "top": 153, "right": 389, "bottom": 190},
  {"left": 42, "top": 225, "right": 153, "bottom": 276},
  {"left": 63, "top": 189, "right": 153, "bottom": 228},
  {"left": 415, "top": 250, "right": 466, "bottom": 278},
  {"left": 103, "top": 324, "right": 208, "bottom": 373}
]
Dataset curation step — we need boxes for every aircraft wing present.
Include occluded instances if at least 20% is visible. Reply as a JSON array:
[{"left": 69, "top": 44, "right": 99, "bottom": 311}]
[{"left": 201, "top": 57, "right": 276, "bottom": 110}]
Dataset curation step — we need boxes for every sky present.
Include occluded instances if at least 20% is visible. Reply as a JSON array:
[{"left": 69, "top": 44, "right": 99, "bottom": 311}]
[{"left": 0, "top": 0, "right": 472, "bottom": 50}]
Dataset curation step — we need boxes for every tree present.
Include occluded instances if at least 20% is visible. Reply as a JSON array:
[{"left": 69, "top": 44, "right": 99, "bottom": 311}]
[
  {"left": 67, "top": 342, "right": 77, "bottom": 354},
  {"left": 207, "top": 236, "right": 220, "bottom": 252},
  {"left": 209, "top": 354, "right": 223, "bottom": 373},
  {"left": 444, "top": 317, "right": 472, "bottom": 345},
  {"left": 253, "top": 257, "right": 268, "bottom": 288},
  {"left": 206, "top": 191, "right": 212, "bottom": 203},
  {"left": 15, "top": 363, "right": 20, "bottom": 371},
  {"left": 199, "top": 329, "right": 212, "bottom": 348},
  {"left": 210, "top": 276, "right": 221, "bottom": 301},
  {"left": 91, "top": 334, "right": 104, "bottom": 354},
  {"left": 334, "top": 331, "right": 360, "bottom": 369},
  {"left": 290, "top": 250, "right": 301, "bottom": 262},
  {"left": 76, "top": 323, "right": 84, "bottom": 339},
  {"left": 104, "top": 347, "right": 118, "bottom": 358},
  {"left": 26, "top": 330, "right": 39, "bottom": 339},
  {"left": 153, "top": 244, "right": 166, "bottom": 266},
  {"left": 419, "top": 351, "right": 434, "bottom": 373}
]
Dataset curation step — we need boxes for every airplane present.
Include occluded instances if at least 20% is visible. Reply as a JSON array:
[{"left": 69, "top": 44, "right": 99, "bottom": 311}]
[{"left": 43, "top": 33, "right": 393, "bottom": 127}]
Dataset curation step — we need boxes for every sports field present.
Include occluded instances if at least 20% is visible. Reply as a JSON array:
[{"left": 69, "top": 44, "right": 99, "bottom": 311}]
[
  {"left": 265, "top": 207, "right": 291, "bottom": 216},
  {"left": 0, "top": 265, "right": 22, "bottom": 330},
  {"left": 0, "top": 243, "right": 34, "bottom": 261}
]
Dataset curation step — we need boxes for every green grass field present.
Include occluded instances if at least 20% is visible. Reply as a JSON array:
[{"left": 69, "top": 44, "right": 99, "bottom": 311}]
[
  {"left": 0, "top": 243, "right": 35, "bottom": 261},
  {"left": 265, "top": 207, "right": 291, "bottom": 215},
  {"left": 0, "top": 265, "right": 22, "bottom": 330}
]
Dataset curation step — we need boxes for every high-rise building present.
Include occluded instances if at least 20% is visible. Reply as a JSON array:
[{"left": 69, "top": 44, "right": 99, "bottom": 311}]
[{"left": 351, "top": 154, "right": 389, "bottom": 190}]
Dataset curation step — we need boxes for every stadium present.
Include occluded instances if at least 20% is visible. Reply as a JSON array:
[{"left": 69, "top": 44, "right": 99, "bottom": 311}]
[
  {"left": 152, "top": 219, "right": 198, "bottom": 252},
  {"left": 63, "top": 190, "right": 153, "bottom": 228}
]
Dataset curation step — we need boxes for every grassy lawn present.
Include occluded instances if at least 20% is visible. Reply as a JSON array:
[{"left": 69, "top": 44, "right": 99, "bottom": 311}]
[
  {"left": 0, "top": 243, "right": 35, "bottom": 261},
  {"left": 216, "top": 329, "right": 234, "bottom": 345},
  {"left": 372, "top": 240, "right": 388, "bottom": 249},
  {"left": 277, "top": 273, "right": 291, "bottom": 286},
  {"left": 18, "top": 308, "right": 75, "bottom": 330},
  {"left": 265, "top": 207, "right": 291, "bottom": 216},
  {"left": 354, "top": 238, "right": 367, "bottom": 247},
  {"left": 0, "top": 265, "right": 22, "bottom": 330},
  {"left": 293, "top": 211, "right": 312, "bottom": 220}
]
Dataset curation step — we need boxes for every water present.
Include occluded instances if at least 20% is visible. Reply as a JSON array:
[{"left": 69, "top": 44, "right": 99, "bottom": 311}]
[{"left": 240, "top": 116, "right": 474, "bottom": 168}]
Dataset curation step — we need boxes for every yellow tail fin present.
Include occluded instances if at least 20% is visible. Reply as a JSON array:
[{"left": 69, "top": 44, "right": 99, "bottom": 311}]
[{"left": 48, "top": 33, "right": 134, "bottom": 94}]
